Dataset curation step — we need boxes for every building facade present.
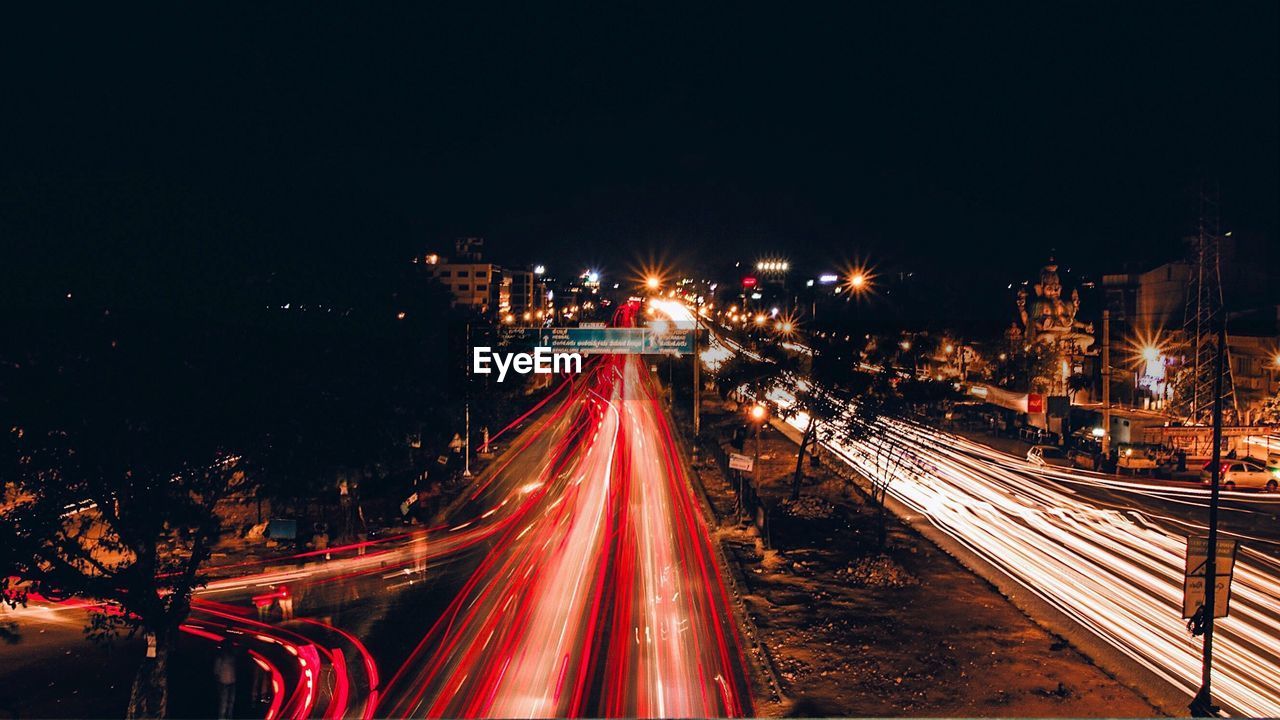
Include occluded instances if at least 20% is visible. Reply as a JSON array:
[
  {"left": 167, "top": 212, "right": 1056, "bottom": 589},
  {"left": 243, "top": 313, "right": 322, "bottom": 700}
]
[{"left": 421, "top": 238, "right": 501, "bottom": 312}]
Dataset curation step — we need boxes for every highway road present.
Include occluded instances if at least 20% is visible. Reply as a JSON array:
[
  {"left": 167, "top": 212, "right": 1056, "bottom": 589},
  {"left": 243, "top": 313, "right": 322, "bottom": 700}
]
[
  {"left": 5, "top": 354, "right": 754, "bottom": 719},
  {"left": 690, "top": 309, "right": 1280, "bottom": 717},
  {"left": 378, "top": 354, "right": 753, "bottom": 717}
]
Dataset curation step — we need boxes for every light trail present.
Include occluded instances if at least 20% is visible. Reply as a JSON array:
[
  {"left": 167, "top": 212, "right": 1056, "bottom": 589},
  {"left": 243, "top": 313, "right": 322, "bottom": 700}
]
[
  {"left": 816, "top": 420, "right": 1280, "bottom": 716},
  {"left": 380, "top": 351, "right": 753, "bottom": 717},
  {"left": 702, "top": 310, "right": 1280, "bottom": 717}
]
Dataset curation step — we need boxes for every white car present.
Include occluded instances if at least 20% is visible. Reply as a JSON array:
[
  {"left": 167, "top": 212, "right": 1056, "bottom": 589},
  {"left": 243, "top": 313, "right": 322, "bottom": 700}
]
[
  {"left": 1200, "top": 459, "right": 1279, "bottom": 492},
  {"left": 1027, "top": 445, "right": 1067, "bottom": 467}
]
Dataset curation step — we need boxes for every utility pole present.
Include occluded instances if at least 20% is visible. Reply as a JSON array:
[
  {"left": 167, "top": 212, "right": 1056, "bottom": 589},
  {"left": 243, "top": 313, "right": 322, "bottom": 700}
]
[
  {"left": 463, "top": 323, "right": 473, "bottom": 478},
  {"left": 1191, "top": 319, "right": 1226, "bottom": 717},
  {"left": 1101, "top": 309, "right": 1112, "bottom": 457}
]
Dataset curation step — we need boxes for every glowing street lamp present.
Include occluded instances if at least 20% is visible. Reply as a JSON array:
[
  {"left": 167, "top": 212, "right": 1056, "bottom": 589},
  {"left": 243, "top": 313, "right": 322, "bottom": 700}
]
[
  {"left": 748, "top": 402, "right": 768, "bottom": 494},
  {"left": 646, "top": 276, "right": 661, "bottom": 291}
]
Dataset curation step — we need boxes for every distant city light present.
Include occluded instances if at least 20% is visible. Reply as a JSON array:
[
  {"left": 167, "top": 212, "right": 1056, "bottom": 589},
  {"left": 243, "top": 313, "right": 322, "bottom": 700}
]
[
  {"left": 750, "top": 292, "right": 762, "bottom": 300},
  {"left": 756, "top": 259, "right": 790, "bottom": 273},
  {"left": 819, "top": 274, "right": 839, "bottom": 284},
  {"left": 1092, "top": 427, "right": 1106, "bottom": 438},
  {"left": 533, "top": 264, "right": 545, "bottom": 275}
]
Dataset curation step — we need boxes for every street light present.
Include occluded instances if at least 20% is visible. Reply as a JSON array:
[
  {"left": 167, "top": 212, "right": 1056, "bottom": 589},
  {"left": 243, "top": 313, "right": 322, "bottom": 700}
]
[
  {"left": 646, "top": 276, "right": 661, "bottom": 291},
  {"left": 748, "top": 403, "right": 768, "bottom": 512}
]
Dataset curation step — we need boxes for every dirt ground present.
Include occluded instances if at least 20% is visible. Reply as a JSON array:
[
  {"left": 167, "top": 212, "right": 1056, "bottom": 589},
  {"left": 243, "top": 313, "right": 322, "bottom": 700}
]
[{"left": 691, "top": 399, "right": 1162, "bottom": 717}]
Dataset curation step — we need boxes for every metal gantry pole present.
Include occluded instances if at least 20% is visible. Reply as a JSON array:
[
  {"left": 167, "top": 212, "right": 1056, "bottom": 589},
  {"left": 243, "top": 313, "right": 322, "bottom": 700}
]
[
  {"left": 1191, "top": 319, "right": 1226, "bottom": 717},
  {"left": 693, "top": 295, "right": 701, "bottom": 438}
]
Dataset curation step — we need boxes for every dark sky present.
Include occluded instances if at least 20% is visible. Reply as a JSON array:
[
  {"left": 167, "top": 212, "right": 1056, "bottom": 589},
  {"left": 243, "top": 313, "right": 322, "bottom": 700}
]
[{"left": 2, "top": 3, "right": 1276, "bottom": 306}]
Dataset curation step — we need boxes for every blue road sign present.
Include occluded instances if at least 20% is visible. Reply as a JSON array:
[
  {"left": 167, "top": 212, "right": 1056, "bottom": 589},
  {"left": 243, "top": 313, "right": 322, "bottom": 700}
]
[{"left": 498, "top": 327, "right": 694, "bottom": 355}]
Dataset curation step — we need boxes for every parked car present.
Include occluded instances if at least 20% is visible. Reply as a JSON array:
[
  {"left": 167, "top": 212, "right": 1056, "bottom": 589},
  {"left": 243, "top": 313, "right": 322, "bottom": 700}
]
[
  {"left": 1117, "top": 446, "right": 1160, "bottom": 475},
  {"left": 1200, "top": 459, "right": 1279, "bottom": 492},
  {"left": 1068, "top": 447, "right": 1099, "bottom": 471},
  {"left": 1027, "top": 444, "right": 1067, "bottom": 467}
]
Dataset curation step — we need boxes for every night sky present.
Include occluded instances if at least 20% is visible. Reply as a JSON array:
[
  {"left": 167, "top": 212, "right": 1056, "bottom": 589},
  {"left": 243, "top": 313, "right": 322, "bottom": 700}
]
[{"left": 2, "top": 3, "right": 1276, "bottom": 314}]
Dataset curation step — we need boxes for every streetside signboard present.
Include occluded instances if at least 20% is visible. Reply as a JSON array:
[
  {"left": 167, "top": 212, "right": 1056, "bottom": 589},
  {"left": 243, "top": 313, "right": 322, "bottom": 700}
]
[
  {"left": 499, "top": 327, "right": 695, "bottom": 355},
  {"left": 1182, "top": 535, "right": 1238, "bottom": 619},
  {"left": 728, "top": 453, "right": 754, "bottom": 472}
]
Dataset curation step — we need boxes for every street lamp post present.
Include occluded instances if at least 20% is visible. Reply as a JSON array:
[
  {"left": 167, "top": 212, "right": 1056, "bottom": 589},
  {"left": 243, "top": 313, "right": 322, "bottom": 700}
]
[{"left": 749, "top": 403, "right": 767, "bottom": 518}]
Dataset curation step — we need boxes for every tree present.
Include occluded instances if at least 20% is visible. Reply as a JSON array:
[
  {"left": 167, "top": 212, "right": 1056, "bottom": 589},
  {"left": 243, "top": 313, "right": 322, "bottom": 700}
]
[
  {"left": 715, "top": 332, "right": 855, "bottom": 501},
  {"left": 1066, "top": 372, "right": 1091, "bottom": 402},
  {"left": 1259, "top": 391, "right": 1280, "bottom": 425},
  {"left": 832, "top": 369, "right": 941, "bottom": 550},
  {"left": 1, "top": 304, "right": 257, "bottom": 718}
]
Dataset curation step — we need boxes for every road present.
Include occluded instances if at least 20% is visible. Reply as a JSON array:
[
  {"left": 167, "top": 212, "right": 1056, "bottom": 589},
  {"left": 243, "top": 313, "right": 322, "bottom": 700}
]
[
  {"left": 378, "top": 354, "right": 753, "bottom": 717},
  {"left": 699, "top": 314, "right": 1280, "bottom": 717},
  {"left": 4, "top": 356, "right": 754, "bottom": 719}
]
